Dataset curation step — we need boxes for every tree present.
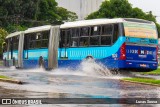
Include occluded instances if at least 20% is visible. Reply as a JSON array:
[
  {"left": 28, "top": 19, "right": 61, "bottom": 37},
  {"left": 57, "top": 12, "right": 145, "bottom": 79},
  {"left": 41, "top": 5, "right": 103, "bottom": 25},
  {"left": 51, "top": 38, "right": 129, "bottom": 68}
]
[
  {"left": 0, "top": 28, "right": 8, "bottom": 59},
  {"left": 156, "top": 23, "right": 160, "bottom": 38},
  {"left": 87, "top": 0, "right": 133, "bottom": 19},
  {"left": 56, "top": 7, "right": 78, "bottom": 22},
  {"left": 86, "top": 0, "right": 160, "bottom": 37},
  {"left": 0, "top": 0, "right": 78, "bottom": 33},
  {"left": 37, "top": 0, "right": 58, "bottom": 22}
]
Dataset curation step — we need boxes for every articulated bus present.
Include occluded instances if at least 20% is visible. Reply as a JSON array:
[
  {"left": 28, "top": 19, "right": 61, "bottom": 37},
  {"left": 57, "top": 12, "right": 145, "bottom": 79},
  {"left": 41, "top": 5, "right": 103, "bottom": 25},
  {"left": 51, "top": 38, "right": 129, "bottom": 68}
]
[{"left": 3, "top": 18, "right": 158, "bottom": 71}]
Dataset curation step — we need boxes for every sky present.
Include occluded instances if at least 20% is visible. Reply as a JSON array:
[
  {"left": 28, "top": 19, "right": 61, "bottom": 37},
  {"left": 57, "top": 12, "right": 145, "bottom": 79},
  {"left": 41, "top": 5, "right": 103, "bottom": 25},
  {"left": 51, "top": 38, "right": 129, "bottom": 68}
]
[{"left": 128, "top": 0, "right": 160, "bottom": 23}]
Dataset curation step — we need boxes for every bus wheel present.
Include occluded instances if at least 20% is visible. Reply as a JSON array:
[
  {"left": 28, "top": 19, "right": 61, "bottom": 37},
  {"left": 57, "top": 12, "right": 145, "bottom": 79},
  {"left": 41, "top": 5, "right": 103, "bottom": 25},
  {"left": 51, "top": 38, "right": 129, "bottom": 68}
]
[
  {"left": 86, "top": 55, "right": 93, "bottom": 59},
  {"left": 110, "top": 69, "right": 119, "bottom": 75},
  {"left": 38, "top": 56, "right": 44, "bottom": 68},
  {"left": 85, "top": 56, "right": 94, "bottom": 62}
]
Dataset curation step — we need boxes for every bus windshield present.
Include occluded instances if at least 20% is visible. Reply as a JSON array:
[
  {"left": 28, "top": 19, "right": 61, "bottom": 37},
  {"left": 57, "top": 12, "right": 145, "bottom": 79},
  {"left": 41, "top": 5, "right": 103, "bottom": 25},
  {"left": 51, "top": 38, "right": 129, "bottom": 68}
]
[{"left": 123, "top": 22, "right": 158, "bottom": 39}]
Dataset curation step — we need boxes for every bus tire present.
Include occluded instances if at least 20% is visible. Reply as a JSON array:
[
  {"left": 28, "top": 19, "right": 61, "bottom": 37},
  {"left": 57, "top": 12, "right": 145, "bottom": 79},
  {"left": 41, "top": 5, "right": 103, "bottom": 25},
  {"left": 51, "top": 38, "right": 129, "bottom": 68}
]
[
  {"left": 85, "top": 56, "right": 94, "bottom": 62},
  {"left": 86, "top": 55, "right": 93, "bottom": 60},
  {"left": 38, "top": 56, "right": 44, "bottom": 68},
  {"left": 110, "top": 69, "right": 119, "bottom": 75}
]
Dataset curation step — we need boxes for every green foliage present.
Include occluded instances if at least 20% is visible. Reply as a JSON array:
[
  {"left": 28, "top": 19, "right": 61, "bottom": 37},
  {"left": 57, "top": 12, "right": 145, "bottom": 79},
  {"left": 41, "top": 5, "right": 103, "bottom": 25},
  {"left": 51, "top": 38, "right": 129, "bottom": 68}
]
[
  {"left": 87, "top": 0, "right": 133, "bottom": 19},
  {"left": 86, "top": 0, "right": 160, "bottom": 37},
  {"left": 140, "top": 68, "right": 160, "bottom": 75},
  {"left": 0, "top": 0, "right": 78, "bottom": 57},
  {"left": 0, "top": 28, "right": 8, "bottom": 58},
  {"left": 6, "top": 24, "right": 27, "bottom": 33},
  {"left": 0, "top": 60, "right": 3, "bottom": 65},
  {"left": 56, "top": 7, "right": 78, "bottom": 22},
  {"left": 0, "top": 75, "right": 10, "bottom": 79},
  {"left": 37, "top": 0, "right": 58, "bottom": 22},
  {"left": 156, "top": 23, "right": 160, "bottom": 38},
  {"left": 0, "top": 0, "right": 78, "bottom": 33},
  {"left": 123, "top": 77, "right": 160, "bottom": 85}
]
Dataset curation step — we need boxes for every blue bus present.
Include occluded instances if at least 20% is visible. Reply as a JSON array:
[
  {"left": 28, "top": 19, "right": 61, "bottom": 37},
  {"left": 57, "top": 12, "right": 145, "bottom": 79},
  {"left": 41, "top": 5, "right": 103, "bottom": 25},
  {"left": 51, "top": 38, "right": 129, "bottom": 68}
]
[{"left": 3, "top": 18, "right": 158, "bottom": 71}]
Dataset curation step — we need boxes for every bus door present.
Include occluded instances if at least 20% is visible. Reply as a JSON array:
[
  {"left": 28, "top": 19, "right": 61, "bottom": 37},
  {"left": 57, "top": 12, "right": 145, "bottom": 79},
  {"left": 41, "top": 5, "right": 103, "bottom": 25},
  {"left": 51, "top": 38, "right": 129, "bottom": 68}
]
[{"left": 59, "top": 29, "right": 70, "bottom": 59}]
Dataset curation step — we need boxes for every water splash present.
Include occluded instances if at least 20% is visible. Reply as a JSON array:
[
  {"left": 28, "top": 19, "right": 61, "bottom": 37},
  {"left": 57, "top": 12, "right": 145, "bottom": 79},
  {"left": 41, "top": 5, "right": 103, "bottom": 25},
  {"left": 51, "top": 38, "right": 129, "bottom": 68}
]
[
  {"left": 0, "top": 66, "right": 16, "bottom": 71},
  {"left": 26, "top": 67, "right": 46, "bottom": 73},
  {"left": 52, "top": 59, "right": 112, "bottom": 77},
  {"left": 0, "top": 59, "right": 128, "bottom": 79},
  {"left": 78, "top": 59, "right": 112, "bottom": 76}
]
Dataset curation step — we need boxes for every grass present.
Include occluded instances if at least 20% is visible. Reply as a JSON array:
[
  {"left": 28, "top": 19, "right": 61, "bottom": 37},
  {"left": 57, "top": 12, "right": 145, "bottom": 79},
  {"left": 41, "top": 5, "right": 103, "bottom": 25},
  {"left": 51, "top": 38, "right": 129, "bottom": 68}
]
[
  {"left": 0, "top": 75, "right": 10, "bottom": 79},
  {"left": 140, "top": 69, "right": 160, "bottom": 75},
  {"left": 0, "top": 60, "right": 3, "bottom": 66},
  {"left": 122, "top": 77, "right": 160, "bottom": 85}
]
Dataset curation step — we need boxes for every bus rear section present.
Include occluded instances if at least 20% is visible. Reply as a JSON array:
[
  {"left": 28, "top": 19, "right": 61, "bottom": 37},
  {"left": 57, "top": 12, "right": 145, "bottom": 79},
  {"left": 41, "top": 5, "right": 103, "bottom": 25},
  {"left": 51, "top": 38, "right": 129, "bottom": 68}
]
[
  {"left": 121, "top": 43, "right": 158, "bottom": 70},
  {"left": 119, "top": 19, "right": 158, "bottom": 71}
]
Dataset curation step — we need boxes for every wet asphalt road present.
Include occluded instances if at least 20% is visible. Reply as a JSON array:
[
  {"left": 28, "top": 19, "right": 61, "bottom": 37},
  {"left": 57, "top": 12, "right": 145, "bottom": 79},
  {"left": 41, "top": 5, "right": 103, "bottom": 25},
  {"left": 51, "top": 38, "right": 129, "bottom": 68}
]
[
  {"left": 0, "top": 67, "right": 160, "bottom": 98},
  {"left": 0, "top": 66, "right": 160, "bottom": 107}
]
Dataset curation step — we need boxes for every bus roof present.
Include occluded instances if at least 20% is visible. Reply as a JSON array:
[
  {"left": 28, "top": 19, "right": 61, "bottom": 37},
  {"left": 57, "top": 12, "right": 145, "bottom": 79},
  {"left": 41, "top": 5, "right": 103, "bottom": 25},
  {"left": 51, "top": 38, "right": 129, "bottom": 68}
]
[
  {"left": 24, "top": 25, "right": 52, "bottom": 34},
  {"left": 6, "top": 18, "right": 155, "bottom": 38},
  {"left": 6, "top": 31, "right": 22, "bottom": 39},
  {"left": 6, "top": 25, "right": 53, "bottom": 39},
  {"left": 60, "top": 18, "right": 154, "bottom": 29}
]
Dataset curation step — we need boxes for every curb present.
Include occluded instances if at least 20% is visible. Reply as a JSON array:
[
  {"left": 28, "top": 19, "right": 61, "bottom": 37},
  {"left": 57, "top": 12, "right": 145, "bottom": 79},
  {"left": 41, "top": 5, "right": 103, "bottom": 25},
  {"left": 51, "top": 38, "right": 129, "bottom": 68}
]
[
  {"left": 140, "top": 74, "right": 160, "bottom": 76},
  {"left": 0, "top": 78, "right": 23, "bottom": 84},
  {"left": 120, "top": 80, "right": 160, "bottom": 87}
]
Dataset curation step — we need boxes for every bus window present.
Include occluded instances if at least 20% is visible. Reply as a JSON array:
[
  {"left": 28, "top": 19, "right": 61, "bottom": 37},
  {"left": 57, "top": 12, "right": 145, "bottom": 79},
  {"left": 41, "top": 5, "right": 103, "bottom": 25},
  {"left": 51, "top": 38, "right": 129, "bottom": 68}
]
[
  {"left": 79, "top": 27, "right": 89, "bottom": 47},
  {"left": 66, "top": 30, "right": 71, "bottom": 47},
  {"left": 35, "top": 33, "right": 42, "bottom": 48},
  {"left": 60, "top": 30, "right": 65, "bottom": 48},
  {"left": 102, "top": 25, "right": 113, "bottom": 36},
  {"left": 26, "top": 31, "right": 50, "bottom": 49},
  {"left": 90, "top": 36, "right": 99, "bottom": 46},
  {"left": 71, "top": 38, "right": 78, "bottom": 47},
  {"left": 113, "top": 24, "right": 119, "bottom": 44},
  {"left": 28, "top": 33, "right": 35, "bottom": 49},
  {"left": 101, "top": 36, "right": 111, "bottom": 45},
  {"left": 101, "top": 24, "right": 113, "bottom": 46},
  {"left": 35, "top": 40, "right": 41, "bottom": 48},
  {"left": 13, "top": 36, "right": 19, "bottom": 50},
  {"left": 70, "top": 28, "right": 79, "bottom": 47},
  {"left": 60, "top": 30, "right": 71, "bottom": 48},
  {"left": 8, "top": 38, "right": 12, "bottom": 50},
  {"left": 81, "top": 27, "right": 89, "bottom": 36},
  {"left": 29, "top": 41, "right": 34, "bottom": 49},
  {"left": 41, "top": 31, "right": 49, "bottom": 48},
  {"left": 80, "top": 37, "right": 89, "bottom": 46},
  {"left": 91, "top": 26, "right": 101, "bottom": 36},
  {"left": 24, "top": 35, "right": 28, "bottom": 50},
  {"left": 71, "top": 28, "right": 79, "bottom": 37},
  {"left": 90, "top": 26, "right": 100, "bottom": 46}
]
